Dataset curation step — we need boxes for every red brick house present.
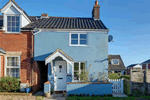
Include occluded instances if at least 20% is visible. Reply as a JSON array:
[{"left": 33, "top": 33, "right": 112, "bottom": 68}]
[{"left": 0, "top": 0, "right": 40, "bottom": 92}]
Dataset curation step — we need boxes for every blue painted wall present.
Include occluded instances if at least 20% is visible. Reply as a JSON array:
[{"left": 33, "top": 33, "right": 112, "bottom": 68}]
[
  {"left": 67, "top": 83, "right": 112, "bottom": 96},
  {"left": 34, "top": 31, "right": 108, "bottom": 81}
]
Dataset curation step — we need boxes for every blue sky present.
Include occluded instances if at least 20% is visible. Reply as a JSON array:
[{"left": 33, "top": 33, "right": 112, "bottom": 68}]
[{"left": 0, "top": 0, "right": 150, "bottom": 66}]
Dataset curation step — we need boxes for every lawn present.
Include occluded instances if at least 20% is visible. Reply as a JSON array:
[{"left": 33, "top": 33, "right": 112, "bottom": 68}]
[{"left": 67, "top": 96, "right": 150, "bottom": 100}]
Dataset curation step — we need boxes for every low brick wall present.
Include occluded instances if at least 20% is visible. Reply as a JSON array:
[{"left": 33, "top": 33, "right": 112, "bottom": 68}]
[
  {"left": 0, "top": 92, "right": 32, "bottom": 96},
  {"left": 67, "top": 82, "right": 112, "bottom": 96}
]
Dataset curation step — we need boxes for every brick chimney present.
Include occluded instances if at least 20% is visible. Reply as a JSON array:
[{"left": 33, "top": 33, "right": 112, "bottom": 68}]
[
  {"left": 41, "top": 13, "right": 49, "bottom": 18},
  {"left": 92, "top": 0, "right": 100, "bottom": 20}
]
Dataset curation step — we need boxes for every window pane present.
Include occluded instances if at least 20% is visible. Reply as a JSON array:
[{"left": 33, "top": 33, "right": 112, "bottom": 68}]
[
  {"left": 7, "top": 57, "right": 19, "bottom": 66},
  {"left": 16, "top": 22, "right": 19, "bottom": 26},
  {"left": 74, "top": 63, "right": 79, "bottom": 70},
  {"left": 12, "top": 16, "right": 15, "bottom": 21},
  {"left": 81, "top": 62, "right": 85, "bottom": 72},
  {"left": 80, "top": 34, "right": 87, "bottom": 39},
  {"left": 6, "top": 68, "right": 9, "bottom": 76},
  {"left": 74, "top": 72, "right": 79, "bottom": 80},
  {"left": 80, "top": 40, "right": 87, "bottom": 45},
  {"left": 16, "top": 16, "right": 19, "bottom": 21},
  {"left": 12, "top": 27, "right": 16, "bottom": 32},
  {"left": 7, "top": 22, "right": 11, "bottom": 26},
  {"left": 113, "top": 59, "right": 119, "bottom": 64},
  {"left": 7, "top": 27, "right": 11, "bottom": 32},
  {"left": 71, "top": 34, "right": 78, "bottom": 39},
  {"left": 12, "top": 22, "right": 15, "bottom": 26},
  {"left": 16, "top": 27, "right": 19, "bottom": 32},
  {"left": 71, "top": 40, "right": 78, "bottom": 44},
  {"left": 7, "top": 16, "right": 11, "bottom": 21}
]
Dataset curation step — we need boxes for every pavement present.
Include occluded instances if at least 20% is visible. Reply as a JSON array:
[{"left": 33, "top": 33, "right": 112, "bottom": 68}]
[
  {"left": 113, "top": 93, "right": 128, "bottom": 97},
  {"left": 44, "top": 97, "right": 66, "bottom": 100}
]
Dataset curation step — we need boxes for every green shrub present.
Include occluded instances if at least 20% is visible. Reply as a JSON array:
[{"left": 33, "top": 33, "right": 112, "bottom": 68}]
[
  {"left": 0, "top": 77, "right": 20, "bottom": 92},
  {"left": 103, "top": 94, "right": 106, "bottom": 97},
  {"left": 87, "top": 94, "right": 89, "bottom": 97},
  {"left": 108, "top": 73, "right": 120, "bottom": 79},
  {"left": 120, "top": 75, "right": 130, "bottom": 80},
  {"left": 83, "top": 93, "right": 86, "bottom": 97}
]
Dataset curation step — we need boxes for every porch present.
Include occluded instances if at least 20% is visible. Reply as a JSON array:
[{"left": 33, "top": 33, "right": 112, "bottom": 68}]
[{"left": 45, "top": 49, "right": 74, "bottom": 92}]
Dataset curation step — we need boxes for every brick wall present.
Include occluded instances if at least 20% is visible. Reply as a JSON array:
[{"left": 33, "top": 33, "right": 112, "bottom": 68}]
[
  {"left": 1, "top": 55, "right": 4, "bottom": 77},
  {"left": 0, "top": 31, "right": 41, "bottom": 91}
]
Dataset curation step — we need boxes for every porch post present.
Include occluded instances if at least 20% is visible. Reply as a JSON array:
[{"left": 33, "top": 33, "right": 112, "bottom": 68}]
[
  {"left": 67, "top": 62, "right": 69, "bottom": 74},
  {"left": 51, "top": 61, "right": 54, "bottom": 74},
  {"left": 47, "top": 63, "right": 51, "bottom": 81},
  {"left": 72, "top": 62, "right": 74, "bottom": 82}
]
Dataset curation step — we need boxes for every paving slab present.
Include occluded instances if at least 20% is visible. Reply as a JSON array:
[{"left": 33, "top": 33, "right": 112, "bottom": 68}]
[
  {"left": 113, "top": 93, "right": 128, "bottom": 97},
  {"left": 44, "top": 97, "right": 66, "bottom": 100}
]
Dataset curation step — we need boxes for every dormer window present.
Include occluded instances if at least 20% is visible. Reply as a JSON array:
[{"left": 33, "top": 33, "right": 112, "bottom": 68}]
[
  {"left": 7, "top": 15, "right": 20, "bottom": 32},
  {"left": 112, "top": 59, "right": 119, "bottom": 65}
]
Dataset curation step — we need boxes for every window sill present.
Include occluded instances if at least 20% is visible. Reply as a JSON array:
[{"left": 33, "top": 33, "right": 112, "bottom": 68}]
[
  {"left": 69, "top": 45, "right": 89, "bottom": 47},
  {"left": 3, "top": 32, "right": 22, "bottom": 34}
]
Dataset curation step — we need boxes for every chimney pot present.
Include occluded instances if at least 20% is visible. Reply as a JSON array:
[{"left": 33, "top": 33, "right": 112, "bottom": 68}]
[
  {"left": 95, "top": 0, "right": 98, "bottom": 5},
  {"left": 41, "top": 13, "right": 49, "bottom": 18}
]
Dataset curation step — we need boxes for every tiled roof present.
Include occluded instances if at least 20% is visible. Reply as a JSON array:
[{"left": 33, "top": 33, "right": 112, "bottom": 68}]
[
  {"left": 142, "top": 59, "right": 150, "bottom": 64},
  {"left": 21, "top": 17, "right": 107, "bottom": 30},
  {"left": 108, "top": 55, "right": 126, "bottom": 71}
]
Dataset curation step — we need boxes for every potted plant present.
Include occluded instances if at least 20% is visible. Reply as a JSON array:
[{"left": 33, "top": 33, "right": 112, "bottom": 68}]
[
  {"left": 45, "top": 92, "right": 51, "bottom": 97},
  {"left": 25, "top": 84, "right": 32, "bottom": 93}
]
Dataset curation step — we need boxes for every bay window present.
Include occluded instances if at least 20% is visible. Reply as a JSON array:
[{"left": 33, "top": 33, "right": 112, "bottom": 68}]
[
  {"left": 7, "top": 16, "right": 20, "bottom": 32},
  {"left": 74, "top": 62, "right": 86, "bottom": 81},
  {"left": 5, "top": 56, "right": 20, "bottom": 78}
]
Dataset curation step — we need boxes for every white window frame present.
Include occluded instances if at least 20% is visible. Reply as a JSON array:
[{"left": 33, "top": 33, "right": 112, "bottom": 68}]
[
  {"left": 111, "top": 59, "right": 119, "bottom": 65},
  {"left": 5, "top": 14, "right": 20, "bottom": 33},
  {"left": 5, "top": 55, "right": 21, "bottom": 77},
  {"left": 73, "top": 62, "right": 86, "bottom": 82},
  {"left": 69, "top": 33, "right": 88, "bottom": 46}
]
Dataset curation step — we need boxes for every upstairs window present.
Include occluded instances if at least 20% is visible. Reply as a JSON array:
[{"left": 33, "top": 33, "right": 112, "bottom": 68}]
[
  {"left": 7, "top": 16, "right": 20, "bottom": 32},
  {"left": 70, "top": 33, "right": 87, "bottom": 46},
  {"left": 112, "top": 59, "right": 119, "bottom": 65}
]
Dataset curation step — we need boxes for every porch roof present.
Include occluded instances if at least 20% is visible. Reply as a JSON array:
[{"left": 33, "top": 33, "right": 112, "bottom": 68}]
[
  {"left": 0, "top": 48, "right": 6, "bottom": 54},
  {"left": 45, "top": 49, "right": 73, "bottom": 65}
]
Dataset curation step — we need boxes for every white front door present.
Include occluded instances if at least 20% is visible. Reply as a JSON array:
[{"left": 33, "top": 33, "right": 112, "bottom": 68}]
[{"left": 54, "top": 61, "right": 67, "bottom": 91}]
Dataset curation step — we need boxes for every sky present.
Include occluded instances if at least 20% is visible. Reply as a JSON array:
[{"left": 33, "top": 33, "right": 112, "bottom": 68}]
[{"left": 0, "top": 0, "right": 150, "bottom": 67}]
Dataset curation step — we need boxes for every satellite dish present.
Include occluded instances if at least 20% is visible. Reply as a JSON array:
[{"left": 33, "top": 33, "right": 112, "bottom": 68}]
[{"left": 108, "top": 35, "right": 113, "bottom": 42}]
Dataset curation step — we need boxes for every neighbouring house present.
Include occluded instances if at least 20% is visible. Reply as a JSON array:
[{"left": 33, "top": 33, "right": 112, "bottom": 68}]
[
  {"left": 126, "top": 64, "right": 142, "bottom": 75},
  {"left": 108, "top": 55, "right": 126, "bottom": 75},
  {"left": 141, "top": 59, "right": 150, "bottom": 69},
  {"left": 0, "top": 0, "right": 109, "bottom": 93}
]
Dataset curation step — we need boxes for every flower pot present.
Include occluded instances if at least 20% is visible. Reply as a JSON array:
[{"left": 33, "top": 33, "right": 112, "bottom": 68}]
[
  {"left": 25, "top": 87, "right": 31, "bottom": 93},
  {"left": 45, "top": 92, "right": 51, "bottom": 97}
]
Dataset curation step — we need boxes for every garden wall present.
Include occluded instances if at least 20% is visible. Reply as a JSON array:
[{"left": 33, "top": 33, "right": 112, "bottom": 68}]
[
  {"left": 67, "top": 82, "right": 112, "bottom": 96},
  {"left": 130, "top": 69, "right": 150, "bottom": 94}
]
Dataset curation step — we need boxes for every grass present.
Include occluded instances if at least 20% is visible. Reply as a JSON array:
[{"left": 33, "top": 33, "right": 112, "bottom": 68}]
[{"left": 67, "top": 96, "right": 150, "bottom": 100}]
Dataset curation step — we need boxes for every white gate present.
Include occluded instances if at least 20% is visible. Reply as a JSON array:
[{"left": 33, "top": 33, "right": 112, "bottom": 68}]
[{"left": 108, "top": 78, "right": 124, "bottom": 94}]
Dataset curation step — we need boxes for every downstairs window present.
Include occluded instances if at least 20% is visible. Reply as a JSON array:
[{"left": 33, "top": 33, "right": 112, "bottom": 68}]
[
  {"left": 6, "top": 56, "right": 20, "bottom": 78},
  {"left": 74, "top": 62, "right": 86, "bottom": 81}
]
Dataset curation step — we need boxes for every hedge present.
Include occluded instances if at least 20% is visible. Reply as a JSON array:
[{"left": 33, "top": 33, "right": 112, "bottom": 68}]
[{"left": 0, "top": 77, "right": 20, "bottom": 92}]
